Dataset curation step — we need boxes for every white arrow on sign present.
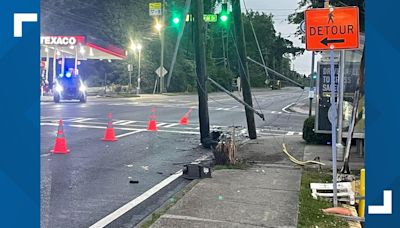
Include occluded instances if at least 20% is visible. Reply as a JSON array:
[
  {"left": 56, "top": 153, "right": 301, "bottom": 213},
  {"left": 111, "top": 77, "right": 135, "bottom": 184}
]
[{"left": 155, "top": 66, "right": 168, "bottom": 77}]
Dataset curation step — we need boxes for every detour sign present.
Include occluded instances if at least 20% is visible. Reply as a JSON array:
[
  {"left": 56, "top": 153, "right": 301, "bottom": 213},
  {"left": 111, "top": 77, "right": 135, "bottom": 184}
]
[{"left": 305, "top": 7, "right": 359, "bottom": 51}]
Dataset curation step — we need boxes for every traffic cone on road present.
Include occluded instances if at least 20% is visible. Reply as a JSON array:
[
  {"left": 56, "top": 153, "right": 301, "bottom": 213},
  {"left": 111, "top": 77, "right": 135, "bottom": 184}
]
[
  {"left": 179, "top": 108, "right": 193, "bottom": 126},
  {"left": 51, "top": 119, "right": 70, "bottom": 154},
  {"left": 102, "top": 113, "right": 118, "bottom": 141},
  {"left": 179, "top": 114, "right": 189, "bottom": 125},
  {"left": 147, "top": 108, "right": 158, "bottom": 131}
]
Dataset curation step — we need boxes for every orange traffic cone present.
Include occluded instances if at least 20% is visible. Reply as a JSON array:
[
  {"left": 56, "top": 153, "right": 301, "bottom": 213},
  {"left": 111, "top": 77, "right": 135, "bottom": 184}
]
[
  {"left": 179, "top": 114, "right": 188, "bottom": 125},
  {"left": 147, "top": 110, "right": 158, "bottom": 131},
  {"left": 51, "top": 119, "right": 70, "bottom": 154},
  {"left": 179, "top": 108, "right": 192, "bottom": 126},
  {"left": 102, "top": 113, "right": 118, "bottom": 141}
]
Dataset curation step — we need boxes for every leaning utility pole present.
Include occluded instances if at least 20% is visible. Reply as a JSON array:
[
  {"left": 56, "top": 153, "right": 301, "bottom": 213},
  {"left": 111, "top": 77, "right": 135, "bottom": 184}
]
[
  {"left": 232, "top": 0, "right": 257, "bottom": 139},
  {"left": 193, "top": 0, "right": 210, "bottom": 144}
]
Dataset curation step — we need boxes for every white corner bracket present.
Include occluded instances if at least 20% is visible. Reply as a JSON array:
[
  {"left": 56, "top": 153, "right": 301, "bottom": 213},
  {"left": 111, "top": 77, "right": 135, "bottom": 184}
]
[
  {"left": 14, "top": 13, "right": 38, "bottom": 37},
  {"left": 368, "top": 190, "right": 392, "bottom": 214}
]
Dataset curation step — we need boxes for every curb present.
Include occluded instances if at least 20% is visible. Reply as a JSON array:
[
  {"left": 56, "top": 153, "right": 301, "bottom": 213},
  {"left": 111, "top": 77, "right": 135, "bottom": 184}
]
[{"left": 136, "top": 179, "right": 200, "bottom": 228}]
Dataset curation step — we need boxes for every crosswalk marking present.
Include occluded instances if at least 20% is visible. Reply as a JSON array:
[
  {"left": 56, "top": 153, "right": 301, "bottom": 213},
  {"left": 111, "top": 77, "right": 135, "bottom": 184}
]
[
  {"left": 118, "top": 121, "right": 136, "bottom": 126},
  {"left": 74, "top": 118, "right": 92, "bottom": 123},
  {"left": 41, "top": 116, "right": 302, "bottom": 137},
  {"left": 164, "top": 123, "right": 179, "bottom": 128}
]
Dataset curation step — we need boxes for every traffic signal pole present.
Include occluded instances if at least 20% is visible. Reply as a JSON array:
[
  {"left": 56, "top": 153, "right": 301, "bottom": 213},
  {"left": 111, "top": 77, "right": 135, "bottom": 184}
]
[
  {"left": 193, "top": 0, "right": 210, "bottom": 145},
  {"left": 232, "top": 0, "right": 257, "bottom": 139}
]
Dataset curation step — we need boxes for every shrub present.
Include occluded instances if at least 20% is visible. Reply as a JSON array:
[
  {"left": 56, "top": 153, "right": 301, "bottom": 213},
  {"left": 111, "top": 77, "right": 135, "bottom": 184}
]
[{"left": 302, "top": 116, "right": 331, "bottom": 144}]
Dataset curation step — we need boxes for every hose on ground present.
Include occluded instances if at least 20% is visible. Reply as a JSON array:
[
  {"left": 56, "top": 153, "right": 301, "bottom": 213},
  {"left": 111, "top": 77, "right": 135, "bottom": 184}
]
[{"left": 282, "top": 143, "right": 326, "bottom": 166}]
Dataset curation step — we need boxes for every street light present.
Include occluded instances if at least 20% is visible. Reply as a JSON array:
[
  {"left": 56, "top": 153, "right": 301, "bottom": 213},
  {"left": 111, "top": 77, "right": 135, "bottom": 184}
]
[{"left": 155, "top": 22, "right": 162, "bottom": 32}]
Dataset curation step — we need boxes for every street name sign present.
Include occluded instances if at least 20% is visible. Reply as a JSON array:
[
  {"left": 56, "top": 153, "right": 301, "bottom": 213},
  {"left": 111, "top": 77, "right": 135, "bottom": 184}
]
[
  {"left": 149, "top": 3, "right": 162, "bottom": 16},
  {"left": 305, "top": 7, "right": 359, "bottom": 50},
  {"left": 203, "top": 14, "right": 218, "bottom": 23}
]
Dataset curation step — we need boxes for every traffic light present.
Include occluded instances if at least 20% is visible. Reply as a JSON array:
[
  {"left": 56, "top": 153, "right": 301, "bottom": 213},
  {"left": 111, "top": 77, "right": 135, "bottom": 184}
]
[
  {"left": 312, "top": 72, "right": 317, "bottom": 79},
  {"left": 219, "top": 2, "right": 229, "bottom": 23},
  {"left": 172, "top": 16, "right": 180, "bottom": 25}
]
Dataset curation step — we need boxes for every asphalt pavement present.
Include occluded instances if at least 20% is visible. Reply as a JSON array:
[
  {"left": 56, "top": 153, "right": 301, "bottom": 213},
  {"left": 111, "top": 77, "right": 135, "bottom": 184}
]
[{"left": 40, "top": 87, "right": 308, "bottom": 228}]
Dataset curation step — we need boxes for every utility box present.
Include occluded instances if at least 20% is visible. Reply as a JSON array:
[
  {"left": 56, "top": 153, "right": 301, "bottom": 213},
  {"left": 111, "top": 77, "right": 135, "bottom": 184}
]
[{"left": 182, "top": 164, "right": 212, "bottom": 180}]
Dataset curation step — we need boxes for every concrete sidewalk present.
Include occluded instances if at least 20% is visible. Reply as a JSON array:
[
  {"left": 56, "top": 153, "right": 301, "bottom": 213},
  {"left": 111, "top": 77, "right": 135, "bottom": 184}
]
[{"left": 150, "top": 136, "right": 304, "bottom": 228}]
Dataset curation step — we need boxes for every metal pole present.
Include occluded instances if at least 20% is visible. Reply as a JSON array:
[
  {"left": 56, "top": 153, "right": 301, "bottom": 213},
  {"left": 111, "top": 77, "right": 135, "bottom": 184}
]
[
  {"left": 329, "top": 50, "right": 338, "bottom": 207},
  {"left": 129, "top": 70, "right": 132, "bottom": 91},
  {"left": 61, "top": 55, "right": 65, "bottom": 76},
  {"left": 129, "top": 55, "right": 133, "bottom": 92},
  {"left": 52, "top": 50, "right": 56, "bottom": 91},
  {"left": 160, "top": 0, "right": 166, "bottom": 93},
  {"left": 247, "top": 57, "right": 304, "bottom": 89},
  {"left": 166, "top": 0, "right": 192, "bottom": 88},
  {"left": 45, "top": 50, "right": 49, "bottom": 84},
  {"left": 208, "top": 78, "right": 264, "bottom": 120},
  {"left": 104, "top": 72, "right": 107, "bottom": 94},
  {"left": 337, "top": 50, "right": 345, "bottom": 145},
  {"left": 309, "top": 51, "right": 315, "bottom": 117},
  {"left": 137, "top": 49, "right": 141, "bottom": 95},
  {"left": 74, "top": 48, "right": 78, "bottom": 76}
]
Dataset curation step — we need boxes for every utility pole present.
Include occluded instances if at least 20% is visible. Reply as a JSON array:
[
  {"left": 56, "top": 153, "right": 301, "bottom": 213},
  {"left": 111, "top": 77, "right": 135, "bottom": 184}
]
[
  {"left": 232, "top": 0, "right": 257, "bottom": 139},
  {"left": 193, "top": 0, "right": 210, "bottom": 144},
  {"left": 309, "top": 51, "right": 315, "bottom": 117},
  {"left": 160, "top": 0, "right": 166, "bottom": 93}
]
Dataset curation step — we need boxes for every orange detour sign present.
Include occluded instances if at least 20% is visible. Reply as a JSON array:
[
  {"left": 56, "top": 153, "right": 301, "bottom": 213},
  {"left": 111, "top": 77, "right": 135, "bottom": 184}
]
[{"left": 305, "top": 7, "right": 359, "bottom": 51}]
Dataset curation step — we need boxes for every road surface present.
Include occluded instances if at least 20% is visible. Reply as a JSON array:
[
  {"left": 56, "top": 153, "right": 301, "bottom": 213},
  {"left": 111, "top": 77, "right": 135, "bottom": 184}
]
[{"left": 40, "top": 87, "right": 308, "bottom": 228}]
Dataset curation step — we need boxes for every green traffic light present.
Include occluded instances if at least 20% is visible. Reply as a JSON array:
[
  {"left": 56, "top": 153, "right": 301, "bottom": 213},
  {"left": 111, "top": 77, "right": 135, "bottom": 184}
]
[
  {"left": 173, "top": 17, "right": 180, "bottom": 24},
  {"left": 220, "top": 14, "right": 228, "bottom": 22}
]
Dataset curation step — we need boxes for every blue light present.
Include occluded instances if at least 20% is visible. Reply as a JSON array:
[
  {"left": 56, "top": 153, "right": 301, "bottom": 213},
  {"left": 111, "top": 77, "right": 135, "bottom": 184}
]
[
  {"left": 59, "top": 73, "right": 63, "bottom": 77},
  {"left": 65, "top": 72, "right": 72, "bottom": 78}
]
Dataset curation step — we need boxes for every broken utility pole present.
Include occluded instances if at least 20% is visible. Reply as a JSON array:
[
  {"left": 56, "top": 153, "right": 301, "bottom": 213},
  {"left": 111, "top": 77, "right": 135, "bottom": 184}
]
[
  {"left": 232, "top": 0, "right": 257, "bottom": 139},
  {"left": 193, "top": 0, "right": 211, "bottom": 145}
]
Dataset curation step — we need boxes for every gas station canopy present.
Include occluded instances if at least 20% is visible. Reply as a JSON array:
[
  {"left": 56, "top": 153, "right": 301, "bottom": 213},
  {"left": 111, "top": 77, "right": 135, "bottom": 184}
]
[{"left": 40, "top": 35, "right": 127, "bottom": 60}]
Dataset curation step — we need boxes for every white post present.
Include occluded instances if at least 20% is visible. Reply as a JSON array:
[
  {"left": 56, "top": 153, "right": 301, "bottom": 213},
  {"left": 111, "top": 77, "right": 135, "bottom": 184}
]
[
  {"left": 337, "top": 50, "right": 345, "bottom": 161},
  {"left": 137, "top": 49, "right": 141, "bottom": 95}
]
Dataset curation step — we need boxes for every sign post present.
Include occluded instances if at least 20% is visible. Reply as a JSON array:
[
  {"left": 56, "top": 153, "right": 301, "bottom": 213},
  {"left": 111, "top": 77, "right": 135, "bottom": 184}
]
[{"left": 305, "top": 6, "right": 359, "bottom": 207}]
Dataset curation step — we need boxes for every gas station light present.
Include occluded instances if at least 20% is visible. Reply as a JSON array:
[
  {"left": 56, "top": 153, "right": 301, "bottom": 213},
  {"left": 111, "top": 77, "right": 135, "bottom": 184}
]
[
  {"left": 44, "top": 47, "right": 49, "bottom": 53},
  {"left": 80, "top": 46, "right": 85, "bottom": 54},
  {"left": 69, "top": 45, "right": 74, "bottom": 50},
  {"left": 56, "top": 50, "right": 61, "bottom": 56}
]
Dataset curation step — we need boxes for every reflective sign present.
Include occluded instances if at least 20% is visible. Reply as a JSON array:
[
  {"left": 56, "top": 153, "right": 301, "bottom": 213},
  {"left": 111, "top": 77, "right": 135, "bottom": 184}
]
[{"left": 305, "top": 7, "right": 359, "bottom": 50}]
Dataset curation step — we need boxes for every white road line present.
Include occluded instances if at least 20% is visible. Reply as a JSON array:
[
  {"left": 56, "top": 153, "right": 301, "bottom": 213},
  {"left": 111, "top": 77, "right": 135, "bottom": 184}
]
[
  {"left": 286, "top": 131, "right": 295, "bottom": 136},
  {"left": 157, "top": 123, "right": 168, "bottom": 127},
  {"left": 278, "top": 111, "right": 282, "bottom": 114},
  {"left": 40, "top": 153, "right": 51, "bottom": 158},
  {"left": 282, "top": 103, "right": 295, "bottom": 114},
  {"left": 89, "top": 155, "right": 209, "bottom": 228},
  {"left": 116, "top": 130, "right": 143, "bottom": 138},
  {"left": 118, "top": 121, "right": 136, "bottom": 126},
  {"left": 164, "top": 123, "right": 179, "bottom": 128},
  {"left": 113, "top": 120, "right": 129, "bottom": 125},
  {"left": 74, "top": 118, "right": 92, "bottom": 123},
  {"left": 66, "top": 117, "right": 85, "bottom": 122},
  {"left": 271, "top": 111, "right": 277, "bottom": 114}
]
